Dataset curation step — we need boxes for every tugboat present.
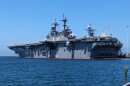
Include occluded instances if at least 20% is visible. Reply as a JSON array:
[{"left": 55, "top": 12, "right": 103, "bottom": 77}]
[{"left": 8, "top": 16, "right": 123, "bottom": 59}]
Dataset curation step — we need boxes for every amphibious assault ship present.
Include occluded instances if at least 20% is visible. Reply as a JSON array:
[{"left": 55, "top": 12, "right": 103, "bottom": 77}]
[{"left": 8, "top": 16, "right": 123, "bottom": 59}]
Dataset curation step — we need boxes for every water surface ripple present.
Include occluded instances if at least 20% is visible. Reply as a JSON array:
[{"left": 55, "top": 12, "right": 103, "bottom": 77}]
[{"left": 0, "top": 57, "right": 129, "bottom": 86}]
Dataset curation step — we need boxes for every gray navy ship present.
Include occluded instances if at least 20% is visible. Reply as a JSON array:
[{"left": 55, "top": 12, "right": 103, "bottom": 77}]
[{"left": 8, "top": 16, "right": 123, "bottom": 59}]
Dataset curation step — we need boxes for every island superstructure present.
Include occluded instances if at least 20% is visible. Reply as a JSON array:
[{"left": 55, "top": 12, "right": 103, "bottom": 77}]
[{"left": 8, "top": 16, "right": 123, "bottom": 59}]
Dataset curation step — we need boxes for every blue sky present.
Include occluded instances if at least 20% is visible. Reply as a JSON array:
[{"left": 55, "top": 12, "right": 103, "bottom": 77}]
[{"left": 0, "top": 0, "right": 130, "bottom": 56}]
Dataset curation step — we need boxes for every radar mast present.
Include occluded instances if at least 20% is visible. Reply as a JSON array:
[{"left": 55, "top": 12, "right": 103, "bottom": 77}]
[
  {"left": 86, "top": 24, "right": 95, "bottom": 37},
  {"left": 61, "top": 14, "right": 68, "bottom": 29},
  {"left": 51, "top": 19, "right": 59, "bottom": 31}
]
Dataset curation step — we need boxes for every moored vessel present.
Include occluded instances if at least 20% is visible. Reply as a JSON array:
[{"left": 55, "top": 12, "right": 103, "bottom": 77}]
[{"left": 8, "top": 16, "right": 123, "bottom": 59}]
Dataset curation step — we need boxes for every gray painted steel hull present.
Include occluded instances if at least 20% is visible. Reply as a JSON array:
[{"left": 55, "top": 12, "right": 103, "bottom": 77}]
[{"left": 8, "top": 40, "right": 122, "bottom": 59}]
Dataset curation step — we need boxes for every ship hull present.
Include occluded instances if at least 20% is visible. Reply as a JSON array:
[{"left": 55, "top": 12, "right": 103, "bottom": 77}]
[{"left": 9, "top": 41, "right": 122, "bottom": 59}]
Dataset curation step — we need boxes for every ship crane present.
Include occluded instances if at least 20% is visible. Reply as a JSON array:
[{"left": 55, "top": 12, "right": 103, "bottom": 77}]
[{"left": 100, "top": 25, "right": 109, "bottom": 38}]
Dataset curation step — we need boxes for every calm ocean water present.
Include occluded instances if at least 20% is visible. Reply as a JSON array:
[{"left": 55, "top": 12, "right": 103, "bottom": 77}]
[{"left": 0, "top": 57, "right": 130, "bottom": 86}]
